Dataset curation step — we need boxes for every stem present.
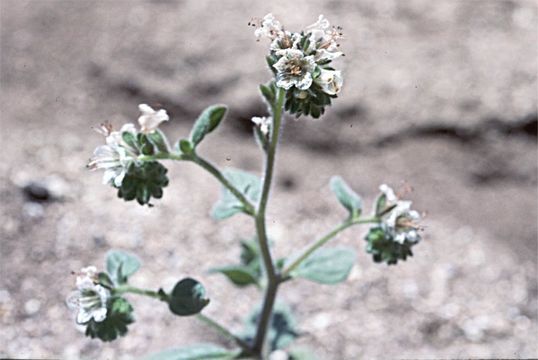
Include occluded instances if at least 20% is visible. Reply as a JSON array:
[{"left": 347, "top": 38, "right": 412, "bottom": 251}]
[
  {"left": 282, "top": 217, "right": 379, "bottom": 278},
  {"left": 114, "top": 285, "right": 166, "bottom": 300},
  {"left": 138, "top": 152, "right": 256, "bottom": 216},
  {"left": 115, "top": 285, "right": 251, "bottom": 353},
  {"left": 191, "top": 154, "right": 256, "bottom": 216},
  {"left": 196, "top": 314, "right": 252, "bottom": 351},
  {"left": 252, "top": 87, "right": 286, "bottom": 355}
]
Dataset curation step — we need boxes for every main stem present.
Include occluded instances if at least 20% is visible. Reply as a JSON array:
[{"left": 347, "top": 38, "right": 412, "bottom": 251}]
[{"left": 252, "top": 87, "right": 286, "bottom": 356}]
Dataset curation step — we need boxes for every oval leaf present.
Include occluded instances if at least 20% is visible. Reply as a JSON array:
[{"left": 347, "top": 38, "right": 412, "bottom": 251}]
[
  {"left": 189, "top": 105, "right": 227, "bottom": 147},
  {"left": 291, "top": 247, "right": 356, "bottom": 284},
  {"left": 330, "top": 176, "right": 362, "bottom": 218},
  {"left": 106, "top": 250, "right": 141, "bottom": 285},
  {"left": 143, "top": 344, "right": 240, "bottom": 360},
  {"left": 168, "top": 278, "right": 209, "bottom": 316},
  {"left": 209, "top": 265, "right": 259, "bottom": 287}
]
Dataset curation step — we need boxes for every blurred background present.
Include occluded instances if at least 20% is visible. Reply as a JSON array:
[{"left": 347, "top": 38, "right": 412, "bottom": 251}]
[{"left": 1, "top": 0, "right": 537, "bottom": 358}]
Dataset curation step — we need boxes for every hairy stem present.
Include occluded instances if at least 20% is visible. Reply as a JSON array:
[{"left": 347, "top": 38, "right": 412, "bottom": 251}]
[
  {"left": 252, "top": 87, "right": 286, "bottom": 355},
  {"left": 115, "top": 285, "right": 250, "bottom": 352},
  {"left": 282, "top": 217, "right": 379, "bottom": 278},
  {"left": 114, "top": 285, "right": 166, "bottom": 300},
  {"left": 138, "top": 152, "right": 256, "bottom": 216}
]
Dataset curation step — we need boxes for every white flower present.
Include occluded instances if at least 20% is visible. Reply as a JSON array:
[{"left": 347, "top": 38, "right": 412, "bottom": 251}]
[
  {"left": 269, "top": 31, "right": 301, "bottom": 52},
  {"left": 378, "top": 184, "right": 422, "bottom": 244},
  {"left": 138, "top": 104, "right": 169, "bottom": 133},
  {"left": 315, "top": 69, "right": 343, "bottom": 95},
  {"left": 89, "top": 122, "right": 138, "bottom": 187},
  {"left": 273, "top": 49, "right": 316, "bottom": 90},
  {"left": 306, "top": 15, "right": 343, "bottom": 54},
  {"left": 254, "top": 13, "right": 283, "bottom": 40},
  {"left": 106, "top": 123, "right": 137, "bottom": 148},
  {"left": 88, "top": 143, "right": 132, "bottom": 187},
  {"left": 66, "top": 266, "right": 110, "bottom": 325},
  {"left": 251, "top": 116, "right": 272, "bottom": 135},
  {"left": 307, "top": 15, "right": 331, "bottom": 32},
  {"left": 379, "top": 183, "right": 398, "bottom": 202}
]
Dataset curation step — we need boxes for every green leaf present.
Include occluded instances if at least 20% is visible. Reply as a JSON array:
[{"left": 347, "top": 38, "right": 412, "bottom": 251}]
[
  {"left": 189, "top": 105, "right": 227, "bottom": 148},
  {"left": 143, "top": 344, "right": 240, "bottom": 360},
  {"left": 212, "top": 169, "right": 261, "bottom": 220},
  {"left": 168, "top": 278, "right": 209, "bottom": 316},
  {"left": 97, "top": 272, "right": 114, "bottom": 288},
  {"left": 178, "top": 139, "right": 193, "bottom": 155},
  {"left": 259, "top": 83, "right": 275, "bottom": 105},
  {"left": 146, "top": 129, "right": 170, "bottom": 153},
  {"left": 209, "top": 265, "right": 259, "bottom": 287},
  {"left": 330, "top": 176, "right": 362, "bottom": 218},
  {"left": 106, "top": 250, "right": 141, "bottom": 285},
  {"left": 291, "top": 247, "right": 356, "bottom": 284},
  {"left": 242, "top": 302, "right": 298, "bottom": 351},
  {"left": 85, "top": 297, "right": 134, "bottom": 342}
]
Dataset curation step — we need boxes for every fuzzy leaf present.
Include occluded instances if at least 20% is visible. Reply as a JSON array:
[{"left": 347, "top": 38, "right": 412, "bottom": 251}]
[
  {"left": 212, "top": 169, "right": 261, "bottom": 220},
  {"left": 106, "top": 250, "right": 141, "bottom": 285},
  {"left": 330, "top": 176, "right": 362, "bottom": 218},
  {"left": 168, "top": 278, "right": 209, "bottom": 316},
  {"left": 146, "top": 129, "right": 170, "bottom": 153},
  {"left": 291, "top": 247, "right": 356, "bottom": 284},
  {"left": 189, "top": 105, "right": 227, "bottom": 148},
  {"left": 143, "top": 344, "right": 240, "bottom": 360},
  {"left": 209, "top": 265, "right": 259, "bottom": 287}
]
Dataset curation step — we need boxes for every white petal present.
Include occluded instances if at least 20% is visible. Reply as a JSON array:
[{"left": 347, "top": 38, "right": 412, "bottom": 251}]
[
  {"left": 138, "top": 103, "right": 154, "bottom": 115},
  {"left": 379, "top": 184, "right": 397, "bottom": 202},
  {"left": 92, "top": 307, "right": 108, "bottom": 322},
  {"left": 76, "top": 309, "right": 93, "bottom": 324},
  {"left": 113, "top": 169, "right": 126, "bottom": 187},
  {"left": 296, "top": 72, "right": 313, "bottom": 90},
  {"left": 276, "top": 78, "right": 295, "bottom": 90}
]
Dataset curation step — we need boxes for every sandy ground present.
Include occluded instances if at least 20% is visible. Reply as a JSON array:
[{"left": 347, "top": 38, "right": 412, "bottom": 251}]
[{"left": 1, "top": 0, "right": 537, "bottom": 359}]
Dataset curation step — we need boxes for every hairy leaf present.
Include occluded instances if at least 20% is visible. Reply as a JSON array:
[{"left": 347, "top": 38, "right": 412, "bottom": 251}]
[
  {"left": 291, "top": 247, "right": 356, "bottom": 284},
  {"left": 330, "top": 176, "right": 362, "bottom": 218},
  {"left": 212, "top": 169, "right": 261, "bottom": 220},
  {"left": 106, "top": 249, "right": 141, "bottom": 285},
  {"left": 189, "top": 105, "right": 227, "bottom": 147}
]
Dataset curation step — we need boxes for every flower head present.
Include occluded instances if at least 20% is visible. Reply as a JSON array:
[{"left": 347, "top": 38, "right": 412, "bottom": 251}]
[
  {"left": 365, "top": 184, "right": 422, "bottom": 264},
  {"left": 254, "top": 14, "right": 345, "bottom": 118},
  {"left": 273, "top": 49, "right": 316, "bottom": 90},
  {"left": 66, "top": 266, "right": 110, "bottom": 324},
  {"left": 377, "top": 184, "right": 422, "bottom": 243},
  {"left": 138, "top": 104, "right": 169, "bottom": 133}
]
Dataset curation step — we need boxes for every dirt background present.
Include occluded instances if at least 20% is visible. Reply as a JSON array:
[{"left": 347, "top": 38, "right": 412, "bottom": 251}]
[{"left": 1, "top": 0, "right": 537, "bottom": 359}]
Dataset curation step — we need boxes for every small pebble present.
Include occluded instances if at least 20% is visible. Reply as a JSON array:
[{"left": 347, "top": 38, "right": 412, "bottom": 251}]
[
  {"left": 24, "top": 298, "right": 41, "bottom": 316},
  {"left": 22, "top": 202, "right": 45, "bottom": 218}
]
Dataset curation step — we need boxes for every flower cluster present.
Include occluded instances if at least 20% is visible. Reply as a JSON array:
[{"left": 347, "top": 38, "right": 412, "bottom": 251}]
[
  {"left": 88, "top": 104, "right": 170, "bottom": 205},
  {"left": 66, "top": 266, "right": 110, "bottom": 325},
  {"left": 66, "top": 259, "right": 137, "bottom": 342},
  {"left": 253, "top": 14, "right": 344, "bottom": 118},
  {"left": 365, "top": 184, "right": 422, "bottom": 265}
]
